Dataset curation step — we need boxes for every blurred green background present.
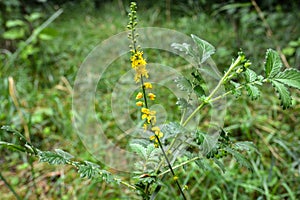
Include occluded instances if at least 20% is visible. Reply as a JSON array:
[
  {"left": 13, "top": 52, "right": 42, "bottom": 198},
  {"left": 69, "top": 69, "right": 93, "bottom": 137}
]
[{"left": 1, "top": 0, "right": 300, "bottom": 199}]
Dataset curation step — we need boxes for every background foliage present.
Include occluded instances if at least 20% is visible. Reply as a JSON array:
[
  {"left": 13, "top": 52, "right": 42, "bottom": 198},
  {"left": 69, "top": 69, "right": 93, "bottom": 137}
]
[{"left": 1, "top": 0, "right": 299, "bottom": 199}]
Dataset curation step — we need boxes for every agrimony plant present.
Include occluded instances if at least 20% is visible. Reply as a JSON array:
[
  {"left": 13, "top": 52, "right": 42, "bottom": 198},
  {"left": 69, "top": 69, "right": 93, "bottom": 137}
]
[{"left": 1, "top": 1, "right": 300, "bottom": 200}]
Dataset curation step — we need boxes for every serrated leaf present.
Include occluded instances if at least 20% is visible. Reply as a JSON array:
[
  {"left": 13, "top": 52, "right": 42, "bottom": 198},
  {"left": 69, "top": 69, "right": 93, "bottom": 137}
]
[
  {"left": 234, "top": 141, "right": 259, "bottom": 154},
  {"left": 245, "top": 84, "right": 260, "bottom": 100},
  {"left": 244, "top": 69, "right": 258, "bottom": 82},
  {"left": 171, "top": 42, "right": 191, "bottom": 54},
  {"left": 195, "top": 158, "right": 212, "bottom": 171},
  {"left": 213, "top": 158, "right": 226, "bottom": 173},
  {"left": 130, "top": 143, "right": 147, "bottom": 160},
  {"left": 225, "top": 81, "right": 241, "bottom": 97},
  {"left": 271, "top": 80, "right": 292, "bottom": 109},
  {"left": 274, "top": 68, "right": 300, "bottom": 89},
  {"left": 54, "top": 149, "right": 74, "bottom": 160},
  {"left": 265, "top": 49, "right": 282, "bottom": 78},
  {"left": 78, "top": 161, "right": 99, "bottom": 179},
  {"left": 39, "top": 151, "right": 69, "bottom": 165},
  {"left": 191, "top": 34, "right": 215, "bottom": 63},
  {"left": 176, "top": 98, "right": 190, "bottom": 110},
  {"left": 225, "top": 147, "right": 253, "bottom": 171},
  {"left": 162, "top": 122, "right": 186, "bottom": 138},
  {"left": 174, "top": 77, "right": 193, "bottom": 92}
]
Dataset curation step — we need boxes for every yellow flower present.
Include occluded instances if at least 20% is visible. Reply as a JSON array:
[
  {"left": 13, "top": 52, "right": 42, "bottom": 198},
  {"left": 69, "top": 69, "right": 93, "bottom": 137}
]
[
  {"left": 149, "top": 135, "right": 156, "bottom": 140},
  {"left": 141, "top": 108, "right": 150, "bottom": 114},
  {"left": 173, "top": 176, "right": 178, "bottom": 181},
  {"left": 151, "top": 126, "right": 163, "bottom": 138},
  {"left": 131, "top": 51, "right": 149, "bottom": 82},
  {"left": 143, "top": 123, "right": 147, "bottom": 131},
  {"left": 136, "top": 101, "right": 143, "bottom": 106},
  {"left": 148, "top": 93, "right": 156, "bottom": 100},
  {"left": 149, "top": 115, "right": 156, "bottom": 125},
  {"left": 136, "top": 92, "right": 143, "bottom": 99},
  {"left": 134, "top": 65, "right": 148, "bottom": 82},
  {"left": 144, "top": 82, "right": 152, "bottom": 89}
]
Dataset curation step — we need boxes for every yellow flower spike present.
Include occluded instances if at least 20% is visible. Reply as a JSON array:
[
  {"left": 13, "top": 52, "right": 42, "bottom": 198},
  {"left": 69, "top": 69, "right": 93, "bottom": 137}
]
[
  {"left": 136, "top": 101, "right": 143, "bottom": 106},
  {"left": 148, "top": 93, "right": 156, "bottom": 100},
  {"left": 144, "top": 82, "right": 152, "bottom": 89},
  {"left": 136, "top": 92, "right": 143, "bottom": 99},
  {"left": 154, "top": 143, "right": 159, "bottom": 148},
  {"left": 173, "top": 176, "right": 178, "bottom": 181}
]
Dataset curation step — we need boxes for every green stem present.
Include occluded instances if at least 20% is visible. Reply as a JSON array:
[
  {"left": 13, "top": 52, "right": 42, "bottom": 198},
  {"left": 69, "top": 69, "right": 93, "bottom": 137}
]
[
  {"left": 0, "top": 172, "right": 22, "bottom": 200},
  {"left": 155, "top": 135, "right": 187, "bottom": 200},
  {"left": 153, "top": 55, "right": 244, "bottom": 179},
  {"left": 182, "top": 55, "right": 243, "bottom": 127},
  {"left": 158, "top": 156, "right": 201, "bottom": 177}
]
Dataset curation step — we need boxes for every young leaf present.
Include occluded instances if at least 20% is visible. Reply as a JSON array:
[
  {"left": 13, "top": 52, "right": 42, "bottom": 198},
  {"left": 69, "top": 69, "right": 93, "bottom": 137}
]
[
  {"left": 271, "top": 80, "right": 292, "bottom": 109},
  {"left": 174, "top": 76, "right": 193, "bottom": 92},
  {"left": 244, "top": 69, "right": 258, "bottom": 83},
  {"left": 78, "top": 161, "right": 100, "bottom": 179},
  {"left": 191, "top": 34, "right": 215, "bottom": 63},
  {"left": 130, "top": 143, "right": 147, "bottom": 160},
  {"left": 234, "top": 141, "right": 259, "bottom": 154},
  {"left": 274, "top": 68, "right": 300, "bottom": 89},
  {"left": 171, "top": 42, "right": 191, "bottom": 55},
  {"left": 213, "top": 158, "right": 226, "bottom": 173},
  {"left": 55, "top": 149, "right": 74, "bottom": 160},
  {"left": 265, "top": 49, "right": 282, "bottom": 78},
  {"left": 225, "top": 147, "right": 253, "bottom": 171},
  {"left": 39, "top": 151, "right": 69, "bottom": 165},
  {"left": 176, "top": 98, "right": 190, "bottom": 110},
  {"left": 245, "top": 84, "right": 260, "bottom": 100}
]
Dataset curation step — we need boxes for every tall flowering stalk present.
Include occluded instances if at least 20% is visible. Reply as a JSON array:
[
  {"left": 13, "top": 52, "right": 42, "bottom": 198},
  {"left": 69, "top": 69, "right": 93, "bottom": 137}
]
[{"left": 127, "top": 2, "right": 186, "bottom": 199}]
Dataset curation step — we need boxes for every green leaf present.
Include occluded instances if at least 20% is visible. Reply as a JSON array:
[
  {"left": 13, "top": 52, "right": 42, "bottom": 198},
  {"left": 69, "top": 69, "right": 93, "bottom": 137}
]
[
  {"left": 265, "top": 49, "right": 282, "bottom": 78},
  {"left": 213, "top": 158, "right": 226, "bottom": 173},
  {"left": 194, "top": 85, "right": 205, "bottom": 97},
  {"left": 39, "top": 151, "right": 69, "bottom": 165},
  {"left": 234, "top": 141, "right": 259, "bottom": 154},
  {"left": 274, "top": 68, "right": 300, "bottom": 89},
  {"left": 0, "top": 141, "right": 27, "bottom": 152},
  {"left": 245, "top": 84, "right": 260, "bottom": 100},
  {"left": 191, "top": 34, "right": 215, "bottom": 63},
  {"left": 78, "top": 161, "right": 100, "bottom": 179},
  {"left": 162, "top": 122, "right": 186, "bottom": 138},
  {"left": 130, "top": 143, "right": 147, "bottom": 160},
  {"left": 271, "top": 80, "right": 292, "bottom": 109},
  {"left": 2, "top": 28, "right": 25, "bottom": 40},
  {"left": 225, "top": 147, "right": 253, "bottom": 171},
  {"left": 6, "top": 19, "right": 25, "bottom": 28},
  {"left": 191, "top": 72, "right": 205, "bottom": 84},
  {"left": 54, "top": 149, "right": 74, "bottom": 160},
  {"left": 176, "top": 98, "right": 190, "bottom": 110},
  {"left": 174, "top": 76, "right": 193, "bottom": 92},
  {"left": 171, "top": 42, "right": 192, "bottom": 55},
  {"left": 244, "top": 69, "right": 257, "bottom": 83}
]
